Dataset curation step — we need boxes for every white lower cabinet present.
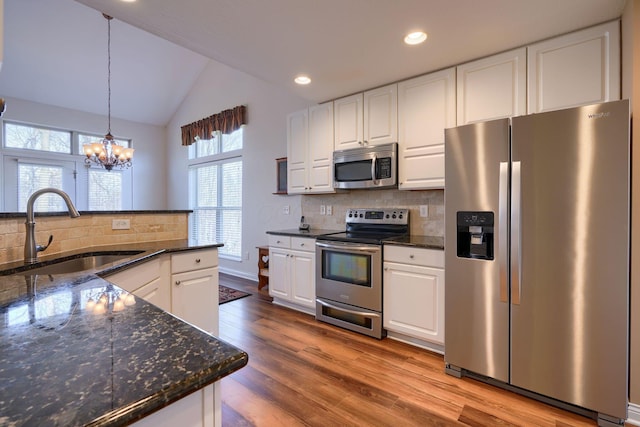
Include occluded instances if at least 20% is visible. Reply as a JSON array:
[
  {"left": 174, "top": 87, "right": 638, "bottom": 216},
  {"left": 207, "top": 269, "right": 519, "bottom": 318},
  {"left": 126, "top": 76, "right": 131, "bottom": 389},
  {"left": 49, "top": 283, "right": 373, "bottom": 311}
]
[
  {"left": 105, "top": 248, "right": 221, "bottom": 427},
  {"left": 383, "top": 245, "right": 444, "bottom": 352},
  {"left": 171, "top": 249, "right": 219, "bottom": 335},
  {"left": 106, "top": 256, "right": 171, "bottom": 312},
  {"left": 268, "top": 235, "right": 315, "bottom": 314}
]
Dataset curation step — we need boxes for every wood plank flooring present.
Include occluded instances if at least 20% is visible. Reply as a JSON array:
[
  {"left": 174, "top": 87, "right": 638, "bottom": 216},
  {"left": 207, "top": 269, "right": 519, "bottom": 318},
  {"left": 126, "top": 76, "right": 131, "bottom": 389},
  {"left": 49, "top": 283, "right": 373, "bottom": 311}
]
[{"left": 218, "top": 274, "right": 601, "bottom": 427}]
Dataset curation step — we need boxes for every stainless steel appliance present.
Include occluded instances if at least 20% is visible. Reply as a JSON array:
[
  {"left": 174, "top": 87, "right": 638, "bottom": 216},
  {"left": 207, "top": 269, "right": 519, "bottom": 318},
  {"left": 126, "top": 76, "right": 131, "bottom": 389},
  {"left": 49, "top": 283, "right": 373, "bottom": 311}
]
[
  {"left": 333, "top": 143, "right": 397, "bottom": 189},
  {"left": 444, "top": 100, "right": 629, "bottom": 426},
  {"left": 316, "top": 208, "right": 408, "bottom": 338}
]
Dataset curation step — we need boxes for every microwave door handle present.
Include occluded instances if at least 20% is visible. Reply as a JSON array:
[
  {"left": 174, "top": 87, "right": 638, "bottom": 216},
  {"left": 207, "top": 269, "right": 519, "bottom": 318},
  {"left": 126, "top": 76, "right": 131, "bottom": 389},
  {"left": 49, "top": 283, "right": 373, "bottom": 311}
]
[{"left": 371, "top": 154, "right": 377, "bottom": 182}]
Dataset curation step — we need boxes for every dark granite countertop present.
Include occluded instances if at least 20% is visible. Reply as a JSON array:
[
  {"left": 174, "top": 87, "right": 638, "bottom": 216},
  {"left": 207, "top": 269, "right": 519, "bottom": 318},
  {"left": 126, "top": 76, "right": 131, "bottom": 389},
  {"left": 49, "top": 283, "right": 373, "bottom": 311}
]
[
  {"left": 266, "top": 228, "right": 344, "bottom": 238},
  {"left": 384, "top": 235, "right": 444, "bottom": 250},
  {"left": 0, "top": 241, "right": 247, "bottom": 427},
  {"left": 0, "top": 210, "right": 192, "bottom": 219}
]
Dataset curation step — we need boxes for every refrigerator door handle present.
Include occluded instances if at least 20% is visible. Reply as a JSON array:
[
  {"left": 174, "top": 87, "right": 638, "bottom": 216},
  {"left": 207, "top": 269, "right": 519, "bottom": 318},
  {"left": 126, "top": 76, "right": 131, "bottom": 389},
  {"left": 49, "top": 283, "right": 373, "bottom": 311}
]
[
  {"left": 511, "top": 161, "right": 522, "bottom": 305},
  {"left": 499, "top": 162, "right": 509, "bottom": 303}
]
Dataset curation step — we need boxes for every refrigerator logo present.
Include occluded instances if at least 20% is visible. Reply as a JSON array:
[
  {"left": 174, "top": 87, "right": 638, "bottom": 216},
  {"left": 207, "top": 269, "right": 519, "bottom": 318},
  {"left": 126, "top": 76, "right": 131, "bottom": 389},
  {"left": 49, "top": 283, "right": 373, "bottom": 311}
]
[{"left": 588, "top": 111, "right": 611, "bottom": 119}]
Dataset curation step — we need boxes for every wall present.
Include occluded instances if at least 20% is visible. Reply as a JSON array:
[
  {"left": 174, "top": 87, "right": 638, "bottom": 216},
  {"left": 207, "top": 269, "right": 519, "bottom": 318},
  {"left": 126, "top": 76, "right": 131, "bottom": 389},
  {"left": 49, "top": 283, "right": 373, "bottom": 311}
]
[
  {"left": 0, "top": 96, "right": 168, "bottom": 209},
  {"left": 301, "top": 189, "right": 443, "bottom": 236},
  {"left": 622, "top": 0, "right": 640, "bottom": 409},
  {"left": 0, "top": 212, "right": 188, "bottom": 265},
  {"left": 166, "top": 59, "right": 309, "bottom": 279}
]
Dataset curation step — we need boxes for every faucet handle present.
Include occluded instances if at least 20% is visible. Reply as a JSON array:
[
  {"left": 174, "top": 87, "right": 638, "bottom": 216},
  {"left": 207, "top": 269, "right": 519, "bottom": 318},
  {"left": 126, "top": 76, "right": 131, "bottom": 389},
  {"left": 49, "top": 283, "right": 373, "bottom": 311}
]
[{"left": 37, "top": 235, "right": 54, "bottom": 253}]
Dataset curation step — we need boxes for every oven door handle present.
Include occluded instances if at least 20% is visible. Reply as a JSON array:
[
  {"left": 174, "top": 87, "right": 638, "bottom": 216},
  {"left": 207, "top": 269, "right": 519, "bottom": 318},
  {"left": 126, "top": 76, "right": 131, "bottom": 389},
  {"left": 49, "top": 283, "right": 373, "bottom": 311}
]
[
  {"left": 316, "top": 299, "right": 381, "bottom": 318},
  {"left": 315, "top": 241, "right": 380, "bottom": 253}
]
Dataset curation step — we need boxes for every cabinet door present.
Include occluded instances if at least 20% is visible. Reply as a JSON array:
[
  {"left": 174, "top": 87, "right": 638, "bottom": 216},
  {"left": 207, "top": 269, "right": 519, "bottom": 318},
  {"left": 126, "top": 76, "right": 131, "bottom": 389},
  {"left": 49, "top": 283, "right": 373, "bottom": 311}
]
[
  {"left": 133, "top": 270, "right": 171, "bottom": 312},
  {"left": 527, "top": 20, "right": 620, "bottom": 113},
  {"left": 383, "top": 262, "right": 445, "bottom": 344},
  {"left": 268, "top": 248, "right": 290, "bottom": 299},
  {"left": 457, "top": 47, "right": 526, "bottom": 125},
  {"left": 307, "top": 103, "right": 335, "bottom": 193},
  {"left": 287, "top": 109, "right": 309, "bottom": 194},
  {"left": 334, "top": 93, "right": 363, "bottom": 150},
  {"left": 290, "top": 250, "right": 315, "bottom": 308},
  {"left": 364, "top": 84, "right": 398, "bottom": 146},
  {"left": 172, "top": 267, "right": 218, "bottom": 335},
  {"left": 398, "top": 68, "right": 455, "bottom": 190}
]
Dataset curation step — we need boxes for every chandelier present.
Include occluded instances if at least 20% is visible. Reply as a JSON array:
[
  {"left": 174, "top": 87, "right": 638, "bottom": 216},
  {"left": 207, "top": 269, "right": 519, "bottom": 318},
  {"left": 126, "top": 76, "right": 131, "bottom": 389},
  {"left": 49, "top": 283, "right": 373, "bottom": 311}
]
[
  {"left": 85, "top": 283, "right": 136, "bottom": 315},
  {"left": 83, "top": 14, "right": 134, "bottom": 171}
]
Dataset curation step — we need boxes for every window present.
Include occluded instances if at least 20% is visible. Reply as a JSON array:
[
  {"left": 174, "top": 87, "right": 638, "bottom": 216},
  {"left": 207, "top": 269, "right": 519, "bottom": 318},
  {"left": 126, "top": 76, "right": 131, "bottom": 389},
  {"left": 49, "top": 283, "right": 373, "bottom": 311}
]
[
  {"left": 2, "top": 121, "right": 132, "bottom": 211},
  {"left": 188, "top": 128, "right": 243, "bottom": 260},
  {"left": 5, "top": 122, "right": 71, "bottom": 153}
]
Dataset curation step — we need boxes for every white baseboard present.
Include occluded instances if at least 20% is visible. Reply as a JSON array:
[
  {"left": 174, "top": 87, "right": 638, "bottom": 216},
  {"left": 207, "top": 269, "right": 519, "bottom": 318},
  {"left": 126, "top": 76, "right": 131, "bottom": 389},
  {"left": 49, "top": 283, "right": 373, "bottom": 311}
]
[
  {"left": 219, "top": 267, "right": 256, "bottom": 282},
  {"left": 386, "top": 330, "right": 444, "bottom": 355},
  {"left": 628, "top": 403, "right": 640, "bottom": 426}
]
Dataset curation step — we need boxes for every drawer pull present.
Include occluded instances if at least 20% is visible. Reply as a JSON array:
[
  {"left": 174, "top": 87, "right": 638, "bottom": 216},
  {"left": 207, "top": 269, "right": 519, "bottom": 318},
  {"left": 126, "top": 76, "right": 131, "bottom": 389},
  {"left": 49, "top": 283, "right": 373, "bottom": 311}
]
[
  {"left": 195, "top": 258, "right": 201, "bottom": 263},
  {"left": 409, "top": 254, "right": 415, "bottom": 259},
  {"left": 175, "top": 280, "right": 181, "bottom": 286}
]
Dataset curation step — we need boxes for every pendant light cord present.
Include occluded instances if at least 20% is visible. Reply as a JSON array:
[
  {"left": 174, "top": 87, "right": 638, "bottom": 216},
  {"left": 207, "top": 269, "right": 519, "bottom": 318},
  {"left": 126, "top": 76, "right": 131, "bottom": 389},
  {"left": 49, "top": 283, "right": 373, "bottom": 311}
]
[{"left": 104, "top": 14, "right": 113, "bottom": 136}]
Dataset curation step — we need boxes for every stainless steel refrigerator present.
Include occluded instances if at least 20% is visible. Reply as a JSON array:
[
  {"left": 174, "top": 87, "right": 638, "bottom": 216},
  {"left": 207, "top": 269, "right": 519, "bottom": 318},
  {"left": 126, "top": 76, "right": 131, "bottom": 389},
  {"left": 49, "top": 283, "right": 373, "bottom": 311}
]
[{"left": 444, "top": 100, "right": 629, "bottom": 426}]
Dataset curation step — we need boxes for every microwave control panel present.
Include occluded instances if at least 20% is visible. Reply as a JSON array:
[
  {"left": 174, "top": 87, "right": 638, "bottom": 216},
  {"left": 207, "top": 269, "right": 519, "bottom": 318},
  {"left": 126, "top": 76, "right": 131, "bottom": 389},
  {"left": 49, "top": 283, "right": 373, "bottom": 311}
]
[{"left": 377, "top": 157, "right": 392, "bottom": 179}]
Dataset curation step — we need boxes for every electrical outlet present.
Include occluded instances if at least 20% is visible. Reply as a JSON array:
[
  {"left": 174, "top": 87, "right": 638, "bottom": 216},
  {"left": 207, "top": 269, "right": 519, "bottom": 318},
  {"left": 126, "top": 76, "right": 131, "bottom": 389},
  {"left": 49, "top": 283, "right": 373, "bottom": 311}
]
[
  {"left": 419, "top": 205, "right": 429, "bottom": 217},
  {"left": 320, "top": 205, "right": 326, "bottom": 215},
  {"left": 283, "top": 205, "right": 290, "bottom": 215},
  {"left": 112, "top": 219, "right": 130, "bottom": 230},
  {"left": 245, "top": 251, "right": 250, "bottom": 260},
  {"left": 326, "top": 205, "right": 332, "bottom": 216}
]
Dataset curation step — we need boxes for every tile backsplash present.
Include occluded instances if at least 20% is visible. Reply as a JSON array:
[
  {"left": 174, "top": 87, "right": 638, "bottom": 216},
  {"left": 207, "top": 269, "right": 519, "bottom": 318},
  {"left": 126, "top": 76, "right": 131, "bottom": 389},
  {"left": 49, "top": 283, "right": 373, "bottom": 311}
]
[
  {"left": 301, "top": 189, "right": 444, "bottom": 236},
  {"left": 0, "top": 212, "right": 188, "bottom": 265}
]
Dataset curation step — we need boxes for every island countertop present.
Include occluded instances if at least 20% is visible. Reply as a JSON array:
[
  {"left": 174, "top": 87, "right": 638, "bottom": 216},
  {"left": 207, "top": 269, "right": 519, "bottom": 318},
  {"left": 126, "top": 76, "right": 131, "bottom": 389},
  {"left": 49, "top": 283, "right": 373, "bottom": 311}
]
[{"left": 0, "top": 242, "right": 248, "bottom": 427}]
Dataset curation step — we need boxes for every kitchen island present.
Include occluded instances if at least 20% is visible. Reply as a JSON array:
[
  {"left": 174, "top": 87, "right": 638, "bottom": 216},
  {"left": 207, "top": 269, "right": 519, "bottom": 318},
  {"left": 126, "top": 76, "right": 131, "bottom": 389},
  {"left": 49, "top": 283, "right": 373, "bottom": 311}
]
[{"left": 0, "top": 241, "right": 248, "bottom": 427}]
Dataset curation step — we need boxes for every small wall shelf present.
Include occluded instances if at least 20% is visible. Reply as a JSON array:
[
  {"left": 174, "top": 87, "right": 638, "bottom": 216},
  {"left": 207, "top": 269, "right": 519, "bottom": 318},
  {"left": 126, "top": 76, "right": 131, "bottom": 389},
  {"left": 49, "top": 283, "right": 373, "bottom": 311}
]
[{"left": 274, "top": 157, "right": 287, "bottom": 195}]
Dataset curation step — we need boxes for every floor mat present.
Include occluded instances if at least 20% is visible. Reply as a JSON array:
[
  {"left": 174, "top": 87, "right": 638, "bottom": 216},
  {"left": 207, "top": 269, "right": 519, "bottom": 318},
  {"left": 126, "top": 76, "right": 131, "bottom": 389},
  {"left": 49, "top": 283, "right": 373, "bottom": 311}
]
[{"left": 219, "top": 285, "right": 251, "bottom": 304}]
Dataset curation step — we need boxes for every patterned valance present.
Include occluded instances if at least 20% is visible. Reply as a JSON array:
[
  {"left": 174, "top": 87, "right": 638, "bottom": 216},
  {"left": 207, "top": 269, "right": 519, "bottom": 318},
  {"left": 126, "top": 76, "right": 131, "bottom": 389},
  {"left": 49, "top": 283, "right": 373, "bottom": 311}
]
[{"left": 181, "top": 105, "right": 247, "bottom": 146}]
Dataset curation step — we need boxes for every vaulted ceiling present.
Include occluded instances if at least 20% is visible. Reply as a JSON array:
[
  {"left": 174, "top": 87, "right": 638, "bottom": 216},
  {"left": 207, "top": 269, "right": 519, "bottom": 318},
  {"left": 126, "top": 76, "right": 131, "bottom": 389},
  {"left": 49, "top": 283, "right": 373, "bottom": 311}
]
[{"left": 0, "top": 0, "right": 627, "bottom": 126}]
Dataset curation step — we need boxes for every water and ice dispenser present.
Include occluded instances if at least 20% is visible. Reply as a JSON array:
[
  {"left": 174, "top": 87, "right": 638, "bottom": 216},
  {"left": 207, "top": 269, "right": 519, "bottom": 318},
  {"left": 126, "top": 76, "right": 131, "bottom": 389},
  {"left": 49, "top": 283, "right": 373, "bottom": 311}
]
[{"left": 456, "top": 211, "right": 494, "bottom": 260}]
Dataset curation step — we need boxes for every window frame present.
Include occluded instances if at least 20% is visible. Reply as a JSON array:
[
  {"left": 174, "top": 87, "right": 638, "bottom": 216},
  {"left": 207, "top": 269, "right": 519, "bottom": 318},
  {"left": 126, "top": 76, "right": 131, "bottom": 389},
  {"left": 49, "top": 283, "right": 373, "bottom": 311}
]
[
  {"left": 1, "top": 120, "right": 133, "bottom": 212},
  {"left": 187, "top": 129, "right": 243, "bottom": 261}
]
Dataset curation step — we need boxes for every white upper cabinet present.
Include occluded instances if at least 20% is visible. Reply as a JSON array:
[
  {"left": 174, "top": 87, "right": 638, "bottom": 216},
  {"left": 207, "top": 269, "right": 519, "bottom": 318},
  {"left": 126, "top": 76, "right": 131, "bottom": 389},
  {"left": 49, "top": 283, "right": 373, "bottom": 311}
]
[
  {"left": 398, "top": 68, "right": 455, "bottom": 190},
  {"left": 286, "top": 109, "right": 308, "bottom": 194},
  {"left": 333, "top": 93, "right": 363, "bottom": 151},
  {"left": 334, "top": 83, "right": 397, "bottom": 150},
  {"left": 287, "top": 103, "right": 335, "bottom": 194},
  {"left": 527, "top": 21, "right": 620, "bottom": 113},
  {"left": 363, "top": 84, "right": 398, "bottom": 146},
  {"left": 307, "top": 103, "right": 335, "bottom": 193},
  {"left": 457, "top": 48, "right": 527, "bottom": 125}
]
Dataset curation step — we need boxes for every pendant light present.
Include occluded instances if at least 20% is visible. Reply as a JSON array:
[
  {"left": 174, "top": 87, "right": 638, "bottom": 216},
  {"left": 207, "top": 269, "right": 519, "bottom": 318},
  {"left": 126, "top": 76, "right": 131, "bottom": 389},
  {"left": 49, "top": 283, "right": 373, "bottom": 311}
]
[{"left": 83, "top": 14, "right": 134, "bottom": 171}]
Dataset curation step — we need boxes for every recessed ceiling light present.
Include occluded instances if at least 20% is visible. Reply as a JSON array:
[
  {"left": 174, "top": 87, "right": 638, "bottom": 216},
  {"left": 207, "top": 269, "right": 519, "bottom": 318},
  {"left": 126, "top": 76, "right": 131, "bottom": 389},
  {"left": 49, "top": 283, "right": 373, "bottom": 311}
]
[
  {"left": 120, "top": 0, "right": 137, "bottom": 2},
  {"left": 404, "top": 31, "right": 427, "bottom": 45},
  {"left": 294, "top": 75, "right": 311, "bottom": 85}
]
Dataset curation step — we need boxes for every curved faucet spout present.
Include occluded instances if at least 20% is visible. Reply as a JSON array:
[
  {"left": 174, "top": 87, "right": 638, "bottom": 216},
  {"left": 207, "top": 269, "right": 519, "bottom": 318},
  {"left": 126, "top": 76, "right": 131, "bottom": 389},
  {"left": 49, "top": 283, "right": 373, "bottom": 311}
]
[{"left": 24, "top": 188, "right": 80, "bottom": 264}]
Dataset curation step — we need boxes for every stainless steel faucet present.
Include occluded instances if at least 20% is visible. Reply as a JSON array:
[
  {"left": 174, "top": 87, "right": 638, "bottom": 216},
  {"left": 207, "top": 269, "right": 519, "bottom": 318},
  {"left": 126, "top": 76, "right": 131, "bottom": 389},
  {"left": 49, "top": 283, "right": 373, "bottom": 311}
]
[{"left": 24, "top": 188, "right": 80, "bottom": 264}]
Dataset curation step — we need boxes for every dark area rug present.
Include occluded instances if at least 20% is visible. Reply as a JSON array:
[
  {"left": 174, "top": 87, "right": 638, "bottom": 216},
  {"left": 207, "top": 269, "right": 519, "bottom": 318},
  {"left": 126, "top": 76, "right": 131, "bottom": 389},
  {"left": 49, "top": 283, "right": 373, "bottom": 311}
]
[{"left": 219, "top": 285, "right": 251, "bottom": 305}]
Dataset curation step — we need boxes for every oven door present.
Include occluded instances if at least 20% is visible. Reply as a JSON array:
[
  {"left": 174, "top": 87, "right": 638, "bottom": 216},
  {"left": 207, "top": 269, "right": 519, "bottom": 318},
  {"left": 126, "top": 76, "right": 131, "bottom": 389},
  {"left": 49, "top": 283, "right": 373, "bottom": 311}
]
[{"left": 315, "top": 240, "right": 381, "bottom": 311}]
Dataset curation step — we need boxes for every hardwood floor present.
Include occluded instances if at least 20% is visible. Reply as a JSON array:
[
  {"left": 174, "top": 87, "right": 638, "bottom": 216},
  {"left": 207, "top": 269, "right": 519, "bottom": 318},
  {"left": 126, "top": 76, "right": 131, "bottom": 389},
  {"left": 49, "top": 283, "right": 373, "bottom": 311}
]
[{"left": 218, "top": 273, "right": 600, "bottom": 427}]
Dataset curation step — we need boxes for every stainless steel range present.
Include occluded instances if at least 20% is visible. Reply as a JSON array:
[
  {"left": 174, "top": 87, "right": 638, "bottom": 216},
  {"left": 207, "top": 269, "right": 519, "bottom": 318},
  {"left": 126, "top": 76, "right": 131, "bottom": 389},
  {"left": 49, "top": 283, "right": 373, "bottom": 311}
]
[{"left": 315, "top": 208, "right": 409, "bottom": 339}]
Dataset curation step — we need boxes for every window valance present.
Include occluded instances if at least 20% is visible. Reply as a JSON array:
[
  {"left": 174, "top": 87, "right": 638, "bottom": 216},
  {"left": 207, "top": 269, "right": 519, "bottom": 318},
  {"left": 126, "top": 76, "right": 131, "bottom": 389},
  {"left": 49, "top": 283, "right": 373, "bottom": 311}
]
[{"left": 181, "top": 105, "right": 247, "bottom": 146}]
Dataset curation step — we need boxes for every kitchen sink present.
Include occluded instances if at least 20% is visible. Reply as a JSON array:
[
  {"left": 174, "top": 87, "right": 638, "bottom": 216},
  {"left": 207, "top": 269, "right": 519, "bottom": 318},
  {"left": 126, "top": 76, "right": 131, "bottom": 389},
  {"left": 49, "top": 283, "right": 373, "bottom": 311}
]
[{"left": 22, "top": 251, "right": 144, "bottom": 275}]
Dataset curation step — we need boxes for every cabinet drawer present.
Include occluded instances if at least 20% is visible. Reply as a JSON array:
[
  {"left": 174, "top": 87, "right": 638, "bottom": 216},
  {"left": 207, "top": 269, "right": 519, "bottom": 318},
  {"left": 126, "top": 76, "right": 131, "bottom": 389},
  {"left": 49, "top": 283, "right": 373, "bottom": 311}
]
[
  {"left": 384, "top": 245, "right": 444, "bottom": 268},
  {"left": 171, "top": 249, "right": 218, "bottom": 274},
  {"left": 291, "top": 237, "right": 314, "bottom": 252},
  {"left": 268, "top": 234, "right": 291, "bottom": 249}
]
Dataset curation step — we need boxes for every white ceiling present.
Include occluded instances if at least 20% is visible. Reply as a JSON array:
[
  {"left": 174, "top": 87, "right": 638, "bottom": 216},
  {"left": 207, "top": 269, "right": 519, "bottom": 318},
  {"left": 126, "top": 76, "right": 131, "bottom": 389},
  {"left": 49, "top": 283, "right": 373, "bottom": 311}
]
[{"left": 0, "top": 0, "right": 627, "bottom": 126}]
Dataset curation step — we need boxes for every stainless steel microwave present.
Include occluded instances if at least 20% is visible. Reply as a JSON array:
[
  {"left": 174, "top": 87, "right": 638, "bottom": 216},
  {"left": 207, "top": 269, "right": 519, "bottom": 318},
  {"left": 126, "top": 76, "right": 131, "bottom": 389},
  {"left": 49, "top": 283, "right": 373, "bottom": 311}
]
[{"left": 333, "top": 143, "right": 397, "bottom": 189}]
